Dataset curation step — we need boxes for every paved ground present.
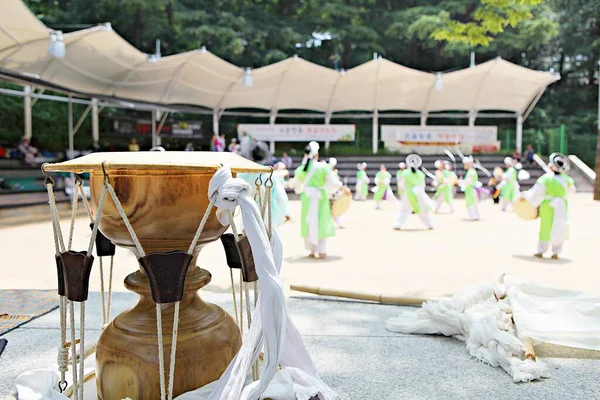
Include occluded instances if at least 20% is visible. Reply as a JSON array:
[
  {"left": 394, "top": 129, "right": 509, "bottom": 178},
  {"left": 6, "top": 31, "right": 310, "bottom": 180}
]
[
  {"left": 2, "top": 292, "right": 600, "bottom": 399},
  {"left": 2, "top": 194, "right": 600, "bottom": 399},
  {"left": 2, "top": 194, "right": 599, "bottom": 298}
]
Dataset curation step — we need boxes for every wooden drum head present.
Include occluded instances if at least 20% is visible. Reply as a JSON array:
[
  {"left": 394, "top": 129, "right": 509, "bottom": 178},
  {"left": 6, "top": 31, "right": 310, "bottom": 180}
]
[
  {"left": 515, "top": 198, "right": 539, "bottom": 220},
  {"left": 331, "top": 193, "right": 351, "bottom": 217},
  {"left": 43, "top": 152, "right": 271, "bottom": 255}
]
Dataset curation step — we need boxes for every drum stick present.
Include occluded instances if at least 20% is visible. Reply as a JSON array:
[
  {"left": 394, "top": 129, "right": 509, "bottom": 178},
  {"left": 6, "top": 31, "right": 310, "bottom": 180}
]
[{"left": 290, "top": 285, "right": 428, "bottom": 306}]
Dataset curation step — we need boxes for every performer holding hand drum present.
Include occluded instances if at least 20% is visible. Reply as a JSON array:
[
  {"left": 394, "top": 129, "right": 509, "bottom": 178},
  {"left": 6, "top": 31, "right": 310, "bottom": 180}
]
[
  {"left": 393, "top": 154, "right": 434, "bottom": 230},
  {"left": 520, "top": 153, "right": 575, "bottom": 259},
  {"left": 294, "top": 142, "right": 350, "bottom": 259},
  {"left": 500, "top": 157, "right": 519, "bottom": 211},
  {"left": 432, "top": 160, "right": 454, "bottom": 213}
]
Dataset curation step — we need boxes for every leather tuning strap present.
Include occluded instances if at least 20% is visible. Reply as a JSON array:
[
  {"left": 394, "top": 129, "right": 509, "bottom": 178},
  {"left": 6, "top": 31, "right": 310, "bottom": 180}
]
[
  {"left": 55, "top": 255, "right": 66, "bottom": 297},
  {"left": 89, "top": 223, "right": 116, "bottom": 257},
  {"left": 220, "top": 233, "right": 258, "bottom": 283},
  {"left": 61, "top": 251, "right": 95, "bottom": 302},
  {"left": 138, "top": 251, "right": 193, "bottom": 304}
]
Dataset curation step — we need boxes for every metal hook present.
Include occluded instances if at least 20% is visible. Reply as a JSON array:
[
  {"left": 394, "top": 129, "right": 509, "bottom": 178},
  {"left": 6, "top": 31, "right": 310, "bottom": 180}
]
[
  {"left": 265, "top": 167, "right": 274, "bottom": 188},
  {"left": 41, "top": 163, "right": 55, "bottom": 186},
  {"left": 255, "top": 173, "right": 263, "bottom": 187},
  {"left": 101, "top": 161, "right": 110, "bottom": 185}
]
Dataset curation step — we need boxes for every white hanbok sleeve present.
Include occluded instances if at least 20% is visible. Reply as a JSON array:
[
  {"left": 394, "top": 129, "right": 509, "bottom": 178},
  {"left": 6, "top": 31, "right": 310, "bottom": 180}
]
[
  {"left": 524, "top": 183, "right": 546, "bottom": 207},
  {"left": 325, "top": 169, "right": 343, "bottom": 193}
]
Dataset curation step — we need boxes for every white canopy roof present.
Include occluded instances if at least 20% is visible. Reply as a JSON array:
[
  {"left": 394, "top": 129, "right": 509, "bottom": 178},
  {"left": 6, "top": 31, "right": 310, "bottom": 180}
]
[{"left": 0, "top": 0, "right": 559, "bottom": 116}]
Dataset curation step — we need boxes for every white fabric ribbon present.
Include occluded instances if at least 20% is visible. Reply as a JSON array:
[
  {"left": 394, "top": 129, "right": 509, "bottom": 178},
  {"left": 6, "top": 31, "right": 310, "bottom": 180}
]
[
  {"left": 304, "top": 187, "right": 322, "bottom": 247},
  {"left": 194, "top": 167, "right": 336, "bottom": 400},
  {"left": 16, "top": 369, "right": 69, "bottom": 400}
]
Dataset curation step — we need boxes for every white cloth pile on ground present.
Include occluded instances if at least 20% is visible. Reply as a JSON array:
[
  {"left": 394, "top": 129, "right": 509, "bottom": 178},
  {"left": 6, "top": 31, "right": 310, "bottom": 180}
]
[{"left": 386, "top": 275, "right": 600, "bottom": 382}]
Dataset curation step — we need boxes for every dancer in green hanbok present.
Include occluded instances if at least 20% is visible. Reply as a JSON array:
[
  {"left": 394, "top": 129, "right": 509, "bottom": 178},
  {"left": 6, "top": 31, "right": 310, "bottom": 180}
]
[
  {"left": 294, "top": 142, "right": 349, "bottom": 258},
  {"left": 500, "top": 157, "right": 519, "bottom": 211},
  {"left": 393, "top": 155, "right": 434, "bottom": 230},
  {"left": 373, "top": 164, "right": 395, "bottom": 209},
  {"left": 521, "top": 153, "right": 575, "bottom": 259},
  {"left": 432, "top": 160, "right": 454, "bottom": 213},
  {"left": 396, "top": 162, "right": 407, "bottom": 198},
  {"left": 460, "top": 157, "right": 480, "bottom": 221},
  {"left": 354, "top": 162, "right": 369, "bottom": 201}
]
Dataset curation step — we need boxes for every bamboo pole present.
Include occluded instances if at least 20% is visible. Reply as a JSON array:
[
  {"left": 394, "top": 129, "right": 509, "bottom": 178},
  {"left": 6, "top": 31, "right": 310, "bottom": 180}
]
[
  {"left": 290, "top": 284, "right": 428, "bottom": 306},
  {"left": 522, "top": 337, "right": 536, "bottom": 361}
]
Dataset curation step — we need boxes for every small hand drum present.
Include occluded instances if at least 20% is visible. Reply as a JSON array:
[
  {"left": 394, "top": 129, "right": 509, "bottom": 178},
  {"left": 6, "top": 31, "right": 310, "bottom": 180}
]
[
  {"left": 515, "top": 198, "right": 539, "bottom": 220},
  {"left": 331, "top": 192, "right": 351, "bottom": 217}
]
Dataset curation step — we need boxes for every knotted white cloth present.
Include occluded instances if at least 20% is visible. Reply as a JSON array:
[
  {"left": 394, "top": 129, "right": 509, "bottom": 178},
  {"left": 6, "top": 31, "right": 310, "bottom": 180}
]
[
  {"left": 386, "top": 281, "right": 548, "bottom": 383},
  {"left": 191, "top": 167, "right": 336, "bottom": 400}
]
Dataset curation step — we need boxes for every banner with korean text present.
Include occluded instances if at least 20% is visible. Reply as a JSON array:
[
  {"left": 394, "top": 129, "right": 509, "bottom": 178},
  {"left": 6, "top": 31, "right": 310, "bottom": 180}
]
[
  {"left": 381, "top": 125, "right": 500, "bottom": 154},
  {"left": 237, "top": 124, "right": 355, "bottom": 142}
]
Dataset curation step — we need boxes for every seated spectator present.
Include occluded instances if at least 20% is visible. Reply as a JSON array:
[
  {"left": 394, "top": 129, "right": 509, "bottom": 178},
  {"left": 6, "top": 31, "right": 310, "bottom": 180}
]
[
  {"left": 525, "top": 144, "right": 535, "bottom": 165},
  {"left": 281, "top": 152, "right": 293, "bottom": 169},
  {"left": 129, "top": 138, "right": 140, "bottom": 151},
  {"left": 18, "top": 137, "right": 38, "bottom": 165},
  {"left": 227, "top": 138, "right": 238, "bottom": 153},
  {"left": 512, "top": 148, "right": 521, "bottom": 162}
]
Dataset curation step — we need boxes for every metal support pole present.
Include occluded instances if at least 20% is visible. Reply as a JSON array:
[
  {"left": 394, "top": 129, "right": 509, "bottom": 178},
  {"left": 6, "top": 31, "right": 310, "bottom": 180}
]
[
  {"left": 420, "top": 112, "right": 427, "bottom": 127},
  {"left": 269, "top": 110, "right": 276, "bottom": 155},
  {"left": 68, "top": 96, "right": 74, "bottom": 160},
  {"left": 560, "top": 124, "right": 566, "bottom": 154},
  {"left": 24, "top": 86, "right": 32, "bottom": 139},
  {"left": 212, "top": 109, "right": 220, "bottom": 136},
  {"left": 91, "top": 98, "right": 99, "bottom": 148},
  {"left": 516, "top": 114, "right": 523, "bottom": 154},
  {"left": 154, "top": 111, "right": 169, "bottom": 147},
  {"left": 468, "top": 110, "right": 477, "bottom": 127},
  {"left": 151, "top": 110, "right": 158, "bottom": 148},
  {"left": 372, "top": 110, "right": 379, "bottom": 154},
  {"left": 325, "top": 115, "right": 331, "bottom": 151}
]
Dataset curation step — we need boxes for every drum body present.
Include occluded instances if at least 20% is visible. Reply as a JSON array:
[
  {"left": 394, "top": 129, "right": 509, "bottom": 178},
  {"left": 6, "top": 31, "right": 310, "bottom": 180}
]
[
  {"left": 515, "top": 198, "right": 539, "bottom": 220},
  {"left": 44, "top": 153, "right": 270, "bottom": 399},
  {"left": 331, "top": 192, "right": 351, "bottom": 217},
  {"left": 90, "top": 168, "right": 242, "bottom": 399}
]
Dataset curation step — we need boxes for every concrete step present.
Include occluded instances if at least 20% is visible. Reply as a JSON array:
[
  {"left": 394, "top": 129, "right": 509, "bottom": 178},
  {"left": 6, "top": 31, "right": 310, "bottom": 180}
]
[
  {"left": 569, "top": 168, "right": 594, "bottom": 193},
  {"left": 0, "top": 200, "right": 72, "bottom": 228}
]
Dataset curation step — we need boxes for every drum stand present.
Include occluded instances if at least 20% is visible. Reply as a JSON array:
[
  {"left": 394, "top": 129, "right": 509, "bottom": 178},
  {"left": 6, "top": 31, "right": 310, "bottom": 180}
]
[{"left": 44, "top": 168, "right": 109, "bottom": 400}]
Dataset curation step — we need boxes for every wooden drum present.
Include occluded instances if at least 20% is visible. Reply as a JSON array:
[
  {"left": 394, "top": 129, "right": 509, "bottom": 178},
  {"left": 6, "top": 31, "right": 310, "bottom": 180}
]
[{"left": 43, "top": 152, "right": 270, "bottom": 399}]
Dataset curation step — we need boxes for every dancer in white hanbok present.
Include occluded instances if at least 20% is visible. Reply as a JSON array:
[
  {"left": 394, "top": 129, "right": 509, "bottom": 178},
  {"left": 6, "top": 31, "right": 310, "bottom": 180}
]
[
  {"left": 294, "top": 142, "right": 349, "bottom": 258},
  {"left": 521, "top": 153, "right": 575, "bottom": 259},
  {"left": 354, "top": 162, "right": 369, "bottom": 200},
  {"left": 393, "top": 155, "right": 434, "bottom": 230}
]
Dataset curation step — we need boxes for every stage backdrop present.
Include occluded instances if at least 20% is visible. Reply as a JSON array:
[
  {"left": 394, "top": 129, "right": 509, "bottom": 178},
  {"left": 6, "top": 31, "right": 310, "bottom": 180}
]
[
  {"left": 381, "top": 125, "right": 500, "bottom": 154},
  {"left": 237, "top": 124, "right": 355, "bottom": 142}
]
